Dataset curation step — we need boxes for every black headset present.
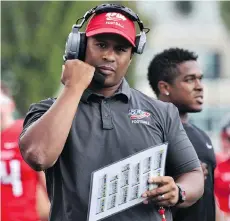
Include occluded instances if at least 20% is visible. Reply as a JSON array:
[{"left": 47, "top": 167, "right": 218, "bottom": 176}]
[{"left": 63, "top": 3, "right": 150, "bottom": 62}]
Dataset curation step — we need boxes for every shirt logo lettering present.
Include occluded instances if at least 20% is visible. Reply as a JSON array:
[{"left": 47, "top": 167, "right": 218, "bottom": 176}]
[{"left": 128, "top": 109, "right": 151, "bottom": 125}]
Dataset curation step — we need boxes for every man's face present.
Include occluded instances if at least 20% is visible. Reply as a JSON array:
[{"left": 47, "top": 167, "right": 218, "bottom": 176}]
[
  {"left": 85, "top": 33, "right": 133, "bottom": 88},
  {"left": 168, "top": 61, "right": 204, "bottom": 113}
]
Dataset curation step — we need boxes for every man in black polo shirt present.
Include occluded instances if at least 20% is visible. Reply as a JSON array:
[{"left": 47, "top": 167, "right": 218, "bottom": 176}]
[
  {"left": 19, "top": 4, "right": 204, "bottom": 221},
  {"left": 147, "top": 47, "right": 216, "bottom": 221}
]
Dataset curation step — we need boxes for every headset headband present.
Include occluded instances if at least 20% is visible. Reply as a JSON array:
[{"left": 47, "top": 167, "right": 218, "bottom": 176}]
[
  {"left": 74, "top": 3, "right": 150, "bottom": 34},
  {"left": 63, "top": 3, "right": 150, "bottom": 62}
]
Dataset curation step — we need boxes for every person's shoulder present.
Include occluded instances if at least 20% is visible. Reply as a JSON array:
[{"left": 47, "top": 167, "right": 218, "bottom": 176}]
[
  {"left": 216, "top": 158, "right": 230, "bottom": 173},
  {"left": 4, "top": 119, "right": 24, "bottom": 134},
  {"left": 130, "top": 89, "right": 179, "bottom": 123},
  {"left": 130, "top": 88, "right": 170, "bottom": 110},
  {"left": 2, "top": 120, "right": 25, "bottom": 140},
  {"left": 190, "top": 123, "right": 211, "bottom": 139},
  {"left": 28, "top": 97, "right": 56, "bottom": 111},
  {"left": 216, "top": 152, "right": 228, "bottom": 165},
  {"left": 8, "top": 119, "right": 23, "bottom": 128},
  {"left": 14, "top": 119, "right": 24, "bottom": 131},
  {"left": 34, "top": 97, "right": 56, "bottom": 106}
]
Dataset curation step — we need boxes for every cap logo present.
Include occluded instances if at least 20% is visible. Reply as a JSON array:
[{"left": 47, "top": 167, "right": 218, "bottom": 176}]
[
  {"left": 105, "top": 12, "right": 127, "bottom": 21},
  {"left": 105, "top": 13, "right": 126, "bottom": 29}
]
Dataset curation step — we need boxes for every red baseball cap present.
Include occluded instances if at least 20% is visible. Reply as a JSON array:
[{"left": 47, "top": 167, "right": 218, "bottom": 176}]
[{"left": 85, "top": 12, "right": 136, "bottom": 47}]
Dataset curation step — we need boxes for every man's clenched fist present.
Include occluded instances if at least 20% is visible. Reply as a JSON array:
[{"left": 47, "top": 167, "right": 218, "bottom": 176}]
[{"left": 61, "top": 59, "right": 95, "bottom": 90}]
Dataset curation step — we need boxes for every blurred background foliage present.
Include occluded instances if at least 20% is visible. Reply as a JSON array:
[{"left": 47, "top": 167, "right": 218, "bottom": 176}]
[
  {"left": 1, "top": 1, "right": 229, "bottom": 116},
  {"left": 220, "top": 1, "right": 230, "bottom": 30},
  {"left": 1, "top": 1, "right": 149, "bottom": 116}
]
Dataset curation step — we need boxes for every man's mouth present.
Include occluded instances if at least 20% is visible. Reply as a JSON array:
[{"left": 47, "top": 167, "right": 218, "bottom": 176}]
[
  {"left": 194, "top": 95, "right": 203, "bottom": 104},
  {"left": 97, "top": 65, "right": 115, "bottom": 75}
]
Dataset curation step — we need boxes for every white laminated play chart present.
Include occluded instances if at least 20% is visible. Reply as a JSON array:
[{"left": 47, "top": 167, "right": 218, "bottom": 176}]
[{"left": 87, "top": 143, "right": 168, "bottom": 221}]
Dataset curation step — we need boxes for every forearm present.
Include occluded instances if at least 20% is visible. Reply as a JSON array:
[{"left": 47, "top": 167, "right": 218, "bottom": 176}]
[
  {"left": 20, "top": 85, "right": 84, "bottom": 171},
  {"left": 36, "top": 183, "right": 50, "bottom": 220},
  {"left": 175, "top": 167, "right": 204, "bottom": 208}
]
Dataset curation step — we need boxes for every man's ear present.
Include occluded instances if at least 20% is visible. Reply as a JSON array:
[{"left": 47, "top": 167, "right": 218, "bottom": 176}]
[{"left": 158, "top": 81, "right": 171, "bottom": 96}]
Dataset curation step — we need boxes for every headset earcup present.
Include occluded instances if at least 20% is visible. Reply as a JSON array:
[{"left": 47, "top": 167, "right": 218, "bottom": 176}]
[
  {"left": 64, "top": 26, "right": 81, "bottom": 60},
  {"left": 63, "top": 34, "right": 70, "bottom": 61},
  {"left": 135, "top": 32, "right": 146, "bottom": 54},
  {"left": 78, "top": 32, "right": 86, "bottom": 61},
  {"left": 134, "top": 34, "right": 140, "bottom": 54}
]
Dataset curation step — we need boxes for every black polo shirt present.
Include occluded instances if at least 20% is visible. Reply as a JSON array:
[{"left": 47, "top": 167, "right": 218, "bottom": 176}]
[
  {"left": 21, "top": 79, "right": 200, "bottom": 221},
  {"left": 172, "top": 123, "right": 216, "bottom": 221}
]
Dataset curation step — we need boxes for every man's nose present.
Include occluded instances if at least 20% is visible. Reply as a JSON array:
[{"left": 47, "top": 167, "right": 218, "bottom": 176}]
[
  {"left": 102, "top": 49, "right": 115, "bottom": 62},
  {"left": 195, "top": 78, "right": 203, "bottom": 91}
]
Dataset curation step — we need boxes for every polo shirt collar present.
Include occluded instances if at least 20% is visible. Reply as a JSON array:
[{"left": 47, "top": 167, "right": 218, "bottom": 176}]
[{"left": 81, "top": 78, "right": 131, "bottom": 103}]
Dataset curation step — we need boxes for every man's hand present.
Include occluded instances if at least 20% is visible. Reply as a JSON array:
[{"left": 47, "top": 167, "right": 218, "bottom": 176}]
[
  {"left": 61, "top": 59, "right": 95, "bottom": 90},
  {"left": 200, "top": 161, "right": 208, "bottom": 180},
  {"left": 142, "top": 176, "right": 179, "bottom": 207}
]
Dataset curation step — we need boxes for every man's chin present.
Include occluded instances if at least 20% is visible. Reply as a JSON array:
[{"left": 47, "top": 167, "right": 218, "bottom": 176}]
[
  {"left": 103, "top": 78, "right": 123, "bottom": 88},
  {"left": 187, "top": 106, "right": 203, "bottom": 113},
  {"left": 178, "top": 105, "right": 203, "bottom": 113}
]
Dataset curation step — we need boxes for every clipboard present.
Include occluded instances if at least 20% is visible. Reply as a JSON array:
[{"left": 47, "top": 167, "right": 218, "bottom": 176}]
[{"left": 87, "top": 143, "right": 168, "bottom": 221}]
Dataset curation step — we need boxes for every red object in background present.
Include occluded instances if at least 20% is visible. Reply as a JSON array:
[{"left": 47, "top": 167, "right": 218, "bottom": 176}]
[
  {"left": 214, "top": 158, "right": 230, "bottom": 213},
  {"left": 216, "top": 152, "right": 228, "bottom": 165},
  {"left": 1, "top": 120, "right": 40, "bottom": 221}
]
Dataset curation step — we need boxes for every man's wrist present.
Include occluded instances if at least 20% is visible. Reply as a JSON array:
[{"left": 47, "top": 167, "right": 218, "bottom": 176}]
[{"left": 175, "top": 183, "right": 186, "bottom": 205}]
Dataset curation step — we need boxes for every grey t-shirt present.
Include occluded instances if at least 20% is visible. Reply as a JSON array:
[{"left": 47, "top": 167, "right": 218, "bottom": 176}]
[{"left": 21, "top": 80, "right": 200, "bottom": 221}]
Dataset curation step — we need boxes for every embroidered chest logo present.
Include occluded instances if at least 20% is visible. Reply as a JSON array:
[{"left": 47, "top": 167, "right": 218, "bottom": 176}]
[{"left": 128, "top": 109, "right": 151, "bottom": 125}]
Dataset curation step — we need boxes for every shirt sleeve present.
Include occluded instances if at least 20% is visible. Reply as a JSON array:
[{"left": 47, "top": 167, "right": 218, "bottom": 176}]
[
  {"left": 165, "top": 103, "right": 200, "bottom": 177},
  {"left": 20, "top": 98, "right": 55, "bottom": 138}
]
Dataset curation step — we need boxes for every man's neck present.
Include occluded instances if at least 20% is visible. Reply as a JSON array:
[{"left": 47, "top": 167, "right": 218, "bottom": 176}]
[
  {"left": 1, "top": 116, "right": 15, "bottom": 131},
  {"left": 158, "top": 94, "right": 169, "bottom": 103},
  {"left": 158, "top": 95, "right": 189, "bottom": 124},
  {"left": 90, "top": 80, "right": 122, "bottom": 98},
  {"left": 179, "top": 112, "right": 188, "bottom": 124}
]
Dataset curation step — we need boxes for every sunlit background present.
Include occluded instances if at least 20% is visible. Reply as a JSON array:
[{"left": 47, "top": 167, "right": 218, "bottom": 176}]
[{"left": 1, "top": 1, "right": 230, "bottom": 152}]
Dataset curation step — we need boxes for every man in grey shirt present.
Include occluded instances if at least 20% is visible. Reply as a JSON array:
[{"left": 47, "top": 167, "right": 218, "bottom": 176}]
[{"left": 19, "top": 4, "right": 204, "bottom": 221}]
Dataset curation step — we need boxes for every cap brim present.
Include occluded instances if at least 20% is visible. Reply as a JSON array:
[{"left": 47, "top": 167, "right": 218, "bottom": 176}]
[{"left": 86, "top": 28, "right": 135, "bottom": 47}]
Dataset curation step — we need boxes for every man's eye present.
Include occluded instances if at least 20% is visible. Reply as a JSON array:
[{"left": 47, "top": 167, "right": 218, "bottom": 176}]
[
  {"left": 185, "top": 78, "right": 195, "bottom": 83},
  {"left": 117, "top": 47, "right": 127, "bottom": 52},
  {"left": 96, "top": 43, "right": 106, "bottom": 48}
]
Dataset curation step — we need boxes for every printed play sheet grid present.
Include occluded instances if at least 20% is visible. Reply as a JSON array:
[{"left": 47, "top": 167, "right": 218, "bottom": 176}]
[{"left": 87, "top": 143, "right": 168, "bottom": 221}]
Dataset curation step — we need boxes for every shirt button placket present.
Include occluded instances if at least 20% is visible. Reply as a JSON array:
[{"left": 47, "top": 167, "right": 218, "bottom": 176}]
[{"left": 101, "top": 100, "right": 113, "bottom": 130}]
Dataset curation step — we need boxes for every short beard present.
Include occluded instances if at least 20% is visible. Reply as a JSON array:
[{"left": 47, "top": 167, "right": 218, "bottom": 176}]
[{"left": 177, "top": 104, "right": 202, "bottom": 114}]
